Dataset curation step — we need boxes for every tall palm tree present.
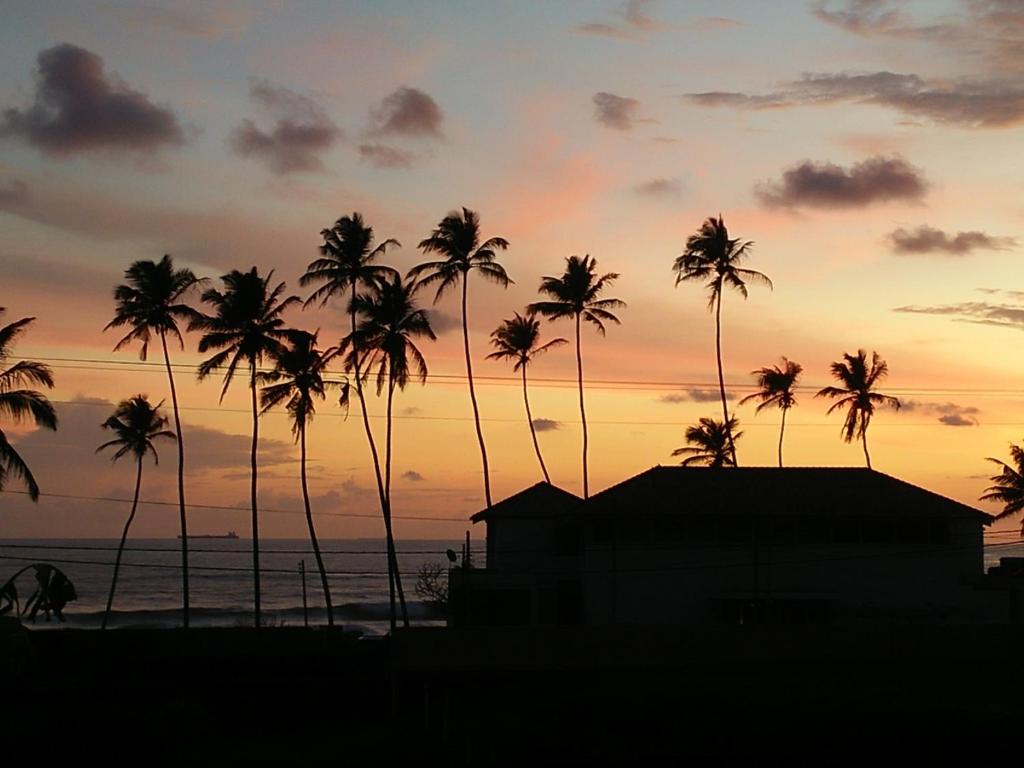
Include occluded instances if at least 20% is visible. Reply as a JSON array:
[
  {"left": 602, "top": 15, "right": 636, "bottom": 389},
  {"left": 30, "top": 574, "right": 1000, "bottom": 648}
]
[
  {"left": 672, "top": 417, "right": 742, "bottom": 467},
  {"left": 673, "top": 215, "right": 771, "bottom": 465},
  {"left": 816, "top": 349, "right": 901, "bottom": 470},
  {"left": 301, "top": 213, "right": 399, "bottom": 604},
  {"left": 0, "top": 309, "right": 57, "bottom": 500},
  {"left": 342, "top": 274, "right": 435, "bottom": 631},
  {"left": 259, "top": 330, "right": 346, "bottom": 627},
  {"left": 190, "top": 268, "right": 299, "bottom": 628},
  {"left": 410, "top": 207, "right": 511, "bottom": 508},
  {"left": 105, "top": 254, "right": 201, "bottom": 628},
  {"left": 980, "top": 443, "right": 1024, "bottom": 536},
  {"left": 739, "top": 357, "right": 803, "bottom": 467},
  {"left": 528, "top": 255, "right": 624, "bottom": 499},
  {"left": 486, "top": 312, "right": 566, "bottom": 484},
  {"left": 96, "top": 395, "right": 175, "bottom": 630}
]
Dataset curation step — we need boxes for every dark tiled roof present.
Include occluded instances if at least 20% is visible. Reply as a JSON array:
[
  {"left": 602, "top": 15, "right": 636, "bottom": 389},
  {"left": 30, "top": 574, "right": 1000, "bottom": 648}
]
[
  {"left": 471, "top": 482, "right": 582, "bottom": 523},
  {"left": 584, "top": 466, "right": 992, "bottom": 522}
]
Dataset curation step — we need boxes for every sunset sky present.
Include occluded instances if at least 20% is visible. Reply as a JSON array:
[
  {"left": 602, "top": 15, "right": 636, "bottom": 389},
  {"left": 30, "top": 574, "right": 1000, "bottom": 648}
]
[{"left": 2, "top": 0, "right": 1024, "bottom": 540}]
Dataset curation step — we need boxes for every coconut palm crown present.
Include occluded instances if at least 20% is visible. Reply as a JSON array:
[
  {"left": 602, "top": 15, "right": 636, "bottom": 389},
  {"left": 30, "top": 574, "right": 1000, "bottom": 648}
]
[
  {"left": 487, "top": 312, "right": 567, "bottom": 484},
  {"left": 105, "top": 253, "right": 201, "bottom": 628},
  {"left": 672, "top": 215, "right": 771, "bottom": 465},
  {"left": 409, "top": 206, "right": 510, "bottom": 508},
  {"left": 0, "top": 309, "right": 57, "bottom": 501},
  {"left": 528, "top": 254, "right": 625, "bottom": 499},
  {"left": 816, "top": 349, "right": 900, "bottom": 470},
  {"left": 96, "top": 395, "right": 175, "bottom": 630},
  {"left": 672, "top": 417, "right": 742, "bottom": 468},
  {"left": 341, "top": 273, "right": 436, "bottom": 630},
  {"left": 739, "top": 357, "right": 802, "bottom": 467},
  {"left": 190, "top": 267, "right": 300, "bottom": 628},
  {"left": 980, "top": 443, "right": 1024, "bottom": 536}
]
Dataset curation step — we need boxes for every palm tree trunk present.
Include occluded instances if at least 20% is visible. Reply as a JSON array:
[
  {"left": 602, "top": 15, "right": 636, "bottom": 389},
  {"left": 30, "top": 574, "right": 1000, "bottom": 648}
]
[
  {"left": 778, "top": 407, "right": 787, "bottom": 468},
  {"left": 102, "top": 457, "right": 143, "bottom": 630},
  {"left": 249, "top": 360, "right": 262, "bottom": 629},
  {"left": 384, "top": 370, "right": 409, "bottom": 629},
  {"left": 300, "top": 421, "right": 333, "bottom": 627},
  {"left": 862, "top": 428, "right": 872, "bottom": 470},
  {"left": 575, "top": 313, "right": 589, "bottom": 499},
  {"left": 160, "top": 331, "right": 189, "bottom": 629},
  {"left": 522, "top": 366, "right": 550, "bottom": 484},
  {"left": 714, "top": 290, "right": 738, "bottom": 466},
  {"left": 350, "top": 290, "right": 398, "bottom": 631},
  {"left": 462, "top": 277, "right": 492, "bottom": 507}
]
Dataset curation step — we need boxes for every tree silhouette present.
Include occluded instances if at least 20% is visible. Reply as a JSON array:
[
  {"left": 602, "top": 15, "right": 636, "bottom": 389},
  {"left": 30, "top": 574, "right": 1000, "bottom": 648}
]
[
  {"left": 673, "top": 215, "right": 771, "bottom": 466},
  {"left": 342, "top": 274, "right": 435, "bottom": 631},
  {"left": 816, "top": 349, "right": 900, "bottom": 470},
  {"left": 302, "top": 213, "right": 400, "bottom": 623},
  {"left": 739, "top": 357, "right": 802, "bottom": 467},
  {"left": 0, "top": 309, "right": 57, "bottom": 501},
  {"left": 410, "top": 207, "right": 510, "bottom": 508},
  {"left": 105, "top": 254, "right": 201, "bottom": 628},
  {"left": 191, "top": 268, "right": 299, "bottom": 628},
  {"left": 980, "top": 443, "right": 1024, "bottom": 536},
  {"left": 528, "top": 255, "right": 624, "bottom": 499},
  {"left": 672, "top": 417, "right": 741, "bottom": 467},
  {"left": 96, "top": 395, "right": 175, "bottom": 630},
  {"left": 487, "top": 312, "right": 567, "bottom": 484},
  {"left": 260, "top": 330, "right": 346, "bottom": 627}
]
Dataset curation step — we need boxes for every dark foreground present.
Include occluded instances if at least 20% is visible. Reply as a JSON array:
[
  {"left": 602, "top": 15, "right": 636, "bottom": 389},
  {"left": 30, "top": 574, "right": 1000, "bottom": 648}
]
[{"left": 4, "top": 622, "right": 1024, "bottom": 766}]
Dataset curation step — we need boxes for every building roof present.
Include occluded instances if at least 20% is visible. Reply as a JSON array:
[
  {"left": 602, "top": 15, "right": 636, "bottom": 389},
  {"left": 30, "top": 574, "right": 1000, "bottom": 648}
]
[
  {"left": 470, "top": 482, "right": 582, "bottom": 523},
  {"left": 582, "top": 466, "right": 992, "bottom": 523}
]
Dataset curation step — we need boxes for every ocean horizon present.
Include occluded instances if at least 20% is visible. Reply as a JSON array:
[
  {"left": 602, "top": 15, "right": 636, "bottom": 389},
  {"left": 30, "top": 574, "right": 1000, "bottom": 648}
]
[{"left": 0, "top": 537, "right": 476, "bottom": 634}]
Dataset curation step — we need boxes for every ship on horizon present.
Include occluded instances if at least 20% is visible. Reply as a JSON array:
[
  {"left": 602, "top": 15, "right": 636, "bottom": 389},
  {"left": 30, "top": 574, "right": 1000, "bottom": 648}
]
[{"left": 177, "top": 531, "right": 239, "bottom": 540}]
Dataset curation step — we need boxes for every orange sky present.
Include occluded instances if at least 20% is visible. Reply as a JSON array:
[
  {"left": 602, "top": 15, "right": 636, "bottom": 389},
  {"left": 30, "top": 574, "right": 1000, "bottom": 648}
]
[{"left": 2, "top": 0, "right": 1024, "bottom": 539}]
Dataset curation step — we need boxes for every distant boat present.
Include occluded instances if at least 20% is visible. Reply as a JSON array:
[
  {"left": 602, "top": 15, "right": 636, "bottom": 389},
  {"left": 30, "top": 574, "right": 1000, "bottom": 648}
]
[{"left": 178, "top": 531, "right": 239, "bottom": 540}]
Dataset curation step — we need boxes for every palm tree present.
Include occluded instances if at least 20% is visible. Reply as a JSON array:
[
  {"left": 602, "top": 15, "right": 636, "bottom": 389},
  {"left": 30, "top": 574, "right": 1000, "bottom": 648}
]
[
  {"left": 0, "top": 309, "right": 57, "bottom": 500},
  {"left": 739, "top": 357, "right": 803, "bottom": 467},
  {"left": 672, "top": 417, "right": 742, "bottom": 467},
  {"left": 259, "top": 330, "right": 346, "bottom": 627},
  {"left": 341, "top": 274, "right": 435, "bottom": 631},
  {"left": 96, "top": 396, "right": 175, "bottom": 629},
  {"left": 816, "top": 349, "right": 901, "bottom": 470},
  {"left": 528, "top": 255, "right": 624, "bottom": 499},
  {"left": 410, "top": 207, "right": 511, "bottom": 508},
  {"left": 105, "top": 254, "right": 201, "bottom": 628},
  {"left": 486, "top": 312, "right": 566, "bottom": 484},
  {"left": 301, "top": 213, "right": 399, "bottom": 603},
  {"left": 980, "top": 444, "right": 1024, "bottom": 536},
  {"left": 190, "top": 268, "right": 299, "bottom": 628},
  {"left": 673, "top": 215, "right": 771, "bottom": 465}
]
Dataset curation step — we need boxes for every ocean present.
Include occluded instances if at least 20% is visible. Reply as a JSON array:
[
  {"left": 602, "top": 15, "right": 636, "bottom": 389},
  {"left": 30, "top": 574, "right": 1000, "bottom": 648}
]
[{"left": 0, "top": 538, "right": 477, "bottom": 635}]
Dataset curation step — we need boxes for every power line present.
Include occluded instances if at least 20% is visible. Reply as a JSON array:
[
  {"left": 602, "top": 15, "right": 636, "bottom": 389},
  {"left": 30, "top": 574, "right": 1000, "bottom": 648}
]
[
  {"left": 39, "top": 398, "right": 1024, "bottom": 429},
  {"left": 22, "top": 354, "right": 1024, "bottom": 397},
  {"left": 0, "top": 542, "right": 466, "bottom": 556},
  {"left": 0, "top": 488, "right": 472, "bottom": 523}
]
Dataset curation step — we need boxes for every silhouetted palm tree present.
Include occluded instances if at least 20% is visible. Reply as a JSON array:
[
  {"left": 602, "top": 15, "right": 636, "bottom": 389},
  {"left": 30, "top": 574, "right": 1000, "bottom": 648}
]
[
  {"left": 105, "top": 254, "right": 201, "bottom": 628},
  {"left": 0, "top": 309, "right": 57, "bottom": 501},
  {"left": 259, "top": 330, "right": 346, "bottom": 627},
  {"left": 673, "top": 215, "right": 771, "bottom": 465},
  {"left": 487, "top": 312, "right": 566, "bottom": 484},
  {"left": 739, "top": 357, "right": 803, "bottom": 467},
  {"left": 816, "top": 349, "right": 900, "bottom": 470},
  {"left": 342, "top": 274, "right": 435, "bottom": 631},
  {"left": 191, "top": 268, "right": 299, "bottom": 628},
  {"left": 410, "top": 208, "right": 510, "bottom": 508},
  {"left": 96, "top": 395, "right": 175, "bottom": 630},
  {"left": 980, "top": 443, "right": 1024, "bottom": 536},
  {"left": 672, "top": 417, "right": 741, "bottom": 467},
  {"left": 528, "top": 255, "right": 624, "bottom": 499},
  {"left": 301, "top": 213, "right": 399, "bottom": 598}
]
